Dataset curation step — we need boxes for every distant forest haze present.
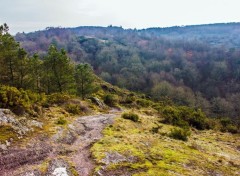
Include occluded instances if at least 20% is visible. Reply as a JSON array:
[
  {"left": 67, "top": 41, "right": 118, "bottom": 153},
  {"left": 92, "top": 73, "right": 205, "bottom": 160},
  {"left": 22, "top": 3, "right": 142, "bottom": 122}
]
[{"left": 14, "top": 23, "right": 240, "bottom": 122}]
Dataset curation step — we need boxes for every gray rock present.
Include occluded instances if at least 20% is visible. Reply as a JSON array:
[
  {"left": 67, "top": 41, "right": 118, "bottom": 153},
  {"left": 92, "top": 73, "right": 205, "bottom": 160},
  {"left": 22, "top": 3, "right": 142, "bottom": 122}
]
[
  {"left": 101, "top": 152, "right": 136, "bottom": 165},
  {"left": 28, "top": 120, "right": 43, "bottom": 129},
  {"left": 46, "top": 158, "right": 72, "bottom": 176},
  {"left": 89, "top": 97, "right": 106, "bottom": 108},
  {"left": 5, "top": 140, "right": 11, "bottom": 146},
  {"left": 0, "top": 143, "right": 7, "bottom": 150}
]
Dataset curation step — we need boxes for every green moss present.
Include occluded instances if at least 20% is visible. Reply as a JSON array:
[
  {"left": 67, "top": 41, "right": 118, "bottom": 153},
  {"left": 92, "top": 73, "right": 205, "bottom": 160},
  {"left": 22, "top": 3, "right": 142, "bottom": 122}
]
[
  {"left": 56, "top": 117, "right": 67, "bottom": 125},
  {"left": 0, "top": 125, "right": 18, "bottom": 142},
  {"left": 39, "top": 159, "right": 50, "bottom": 174},
  {"left": 91, "top": 112, "right": 240, "bottom": 176}
]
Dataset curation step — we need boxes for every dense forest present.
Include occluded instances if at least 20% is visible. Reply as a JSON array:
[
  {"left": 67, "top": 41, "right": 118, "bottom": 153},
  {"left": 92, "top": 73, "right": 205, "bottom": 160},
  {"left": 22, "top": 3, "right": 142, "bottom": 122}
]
[
  {"left": 0, "top": 24, "right": 97, "bottom": 101},
  {"left": 14, "top": 23, "right": 240, "bottom": 121}
]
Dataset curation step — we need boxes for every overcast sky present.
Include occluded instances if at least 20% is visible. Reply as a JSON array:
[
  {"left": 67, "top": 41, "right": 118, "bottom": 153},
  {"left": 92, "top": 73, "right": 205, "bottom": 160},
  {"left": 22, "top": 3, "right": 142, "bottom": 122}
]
[{"left": 0, "top": 0, "right": 239, "bottom": 34}]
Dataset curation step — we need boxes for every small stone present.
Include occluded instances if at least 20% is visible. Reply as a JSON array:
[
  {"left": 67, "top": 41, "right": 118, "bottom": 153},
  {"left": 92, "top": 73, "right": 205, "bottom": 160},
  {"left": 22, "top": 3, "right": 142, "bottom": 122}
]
[
  {"left": 0, "top": 144, "right": 7, "bottom": 150},
  {"left": 6, "top": 140, "right": 11, "bottom": 146}
]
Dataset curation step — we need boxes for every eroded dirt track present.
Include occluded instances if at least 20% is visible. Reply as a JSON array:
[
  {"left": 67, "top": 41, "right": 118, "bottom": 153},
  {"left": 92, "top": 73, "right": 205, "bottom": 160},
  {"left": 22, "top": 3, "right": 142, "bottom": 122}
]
[
  {"left": 0, "top": 113, "right": 117, "bottom": 176},
  {"left": 70, "top": 114, "right": 116, "bottom": 176}
]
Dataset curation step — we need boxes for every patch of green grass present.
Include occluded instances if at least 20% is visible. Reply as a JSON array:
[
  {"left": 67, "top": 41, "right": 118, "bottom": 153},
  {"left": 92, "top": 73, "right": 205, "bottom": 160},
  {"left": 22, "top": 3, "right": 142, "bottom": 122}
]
[
  {"left": 56, "top": 117, "right": 67, "bottom": 125},
  {"left": 0, "top": 125, "right": 18, "bottom": 142},
  {"left": 91, "top": 112, "right": 240, "bottom": 176}
]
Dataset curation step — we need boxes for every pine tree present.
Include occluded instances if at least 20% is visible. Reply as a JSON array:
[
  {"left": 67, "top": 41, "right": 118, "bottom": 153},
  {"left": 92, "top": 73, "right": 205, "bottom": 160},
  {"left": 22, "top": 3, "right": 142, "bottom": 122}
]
[
  {"left": 42, "top": 45, "right": 75, "bottom": 94},
  {"left": 0, "top": 23, "right": 19, "bottom": 86},
  {"left": 75, "top": 63, "right": 98, "bottom": 99}
]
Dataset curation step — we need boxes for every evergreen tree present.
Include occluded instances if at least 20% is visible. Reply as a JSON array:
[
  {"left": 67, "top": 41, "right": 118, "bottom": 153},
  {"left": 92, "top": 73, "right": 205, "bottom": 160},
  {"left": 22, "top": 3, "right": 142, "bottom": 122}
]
[
  {"left": 42, "top": 45, "right": 75, "bottom": 94},
  {"left": 28, "top": 54, "right": 43, "bottom": 92},
  {"left": 75, "top": 63, "right": 97, "bottom": 99},
  {"left": 0, "top": 23, "right": 20, "bottom": 86},
  {"left": 16, "top": 48, "right": 28, "bottom": 88}
]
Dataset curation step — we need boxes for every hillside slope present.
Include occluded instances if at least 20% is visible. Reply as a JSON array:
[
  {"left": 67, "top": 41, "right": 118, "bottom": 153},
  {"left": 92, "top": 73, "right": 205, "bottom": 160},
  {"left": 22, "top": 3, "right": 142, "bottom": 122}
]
[
  {"left": 0, "top": 99, "right": 239, "bottom": 176},
  {"left": 15, "top": 23, "right": 240, "bottom": 121}
]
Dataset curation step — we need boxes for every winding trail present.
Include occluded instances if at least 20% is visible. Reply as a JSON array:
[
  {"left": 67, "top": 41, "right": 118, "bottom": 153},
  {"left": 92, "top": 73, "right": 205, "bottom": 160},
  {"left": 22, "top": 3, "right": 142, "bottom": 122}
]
[
  {"left": 0, "top": 112, "right": 118, "bottom": 176},
  {"left": 70, "top": 114, "right": 116, "bottom": 176}
]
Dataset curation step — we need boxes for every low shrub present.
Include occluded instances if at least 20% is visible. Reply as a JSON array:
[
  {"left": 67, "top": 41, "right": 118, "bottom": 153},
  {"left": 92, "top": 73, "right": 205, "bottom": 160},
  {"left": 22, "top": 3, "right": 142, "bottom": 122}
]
[
  {"left": 151, "top": 125, "right": 162, "bottom": 134},
  {"left": 65, "top": 104, "right": 81, "bottom": 114},
  {"left": 0, "top": 85, "right": 45, "bottom": 115},
  {"left": 56, "top": 117, "right": 67, "bottom": 125},
  {"left": 221, "top": 124, "right": 238, "bottom": 134},
  {"left": 220, "top": 118, "right": 232, "bottom": 127},
  {"left": 162, "top": 106, "right": 209, "bottom": 130},
  {"left": 219, "top": 117, "right": 238, "bottom": 133},
  {"left": 136, "top": 99, "right": 152, "bottom": 107},
  {"left": 120, "top": 96, "right": 135, "bottom": 104},
  {"left": 226, "top": 125, "right": 238, "bottom": 134},
  {"left": 47, "top": 93, "right": 71, "bottom": 105},
  {"left": 122, "top": 112, "right": 139, "bottom": 122},
  {"left": 0, "top": 85, "right": 30, "bottom": 109},
  {"left": 162, "top": 106, "right": 189, "bottom": 129},
  {"left": 169, "top": 128, "right": 191, "bottom": 141},
  {"left": 103, "top": 94, "right": 118, "bottom": 107}
]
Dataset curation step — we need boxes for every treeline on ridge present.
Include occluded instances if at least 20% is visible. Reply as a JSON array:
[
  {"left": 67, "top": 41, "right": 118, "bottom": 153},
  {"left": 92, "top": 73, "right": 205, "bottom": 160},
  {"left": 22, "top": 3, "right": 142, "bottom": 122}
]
[{"left": 15, "top": 24, "right": 240, "bottom": 122}]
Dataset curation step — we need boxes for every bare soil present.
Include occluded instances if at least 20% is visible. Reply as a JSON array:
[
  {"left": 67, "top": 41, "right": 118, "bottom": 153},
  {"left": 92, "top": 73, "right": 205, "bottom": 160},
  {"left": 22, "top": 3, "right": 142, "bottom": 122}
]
[{"left": 0, "top": 113, "right": 117, "bottom": 176}]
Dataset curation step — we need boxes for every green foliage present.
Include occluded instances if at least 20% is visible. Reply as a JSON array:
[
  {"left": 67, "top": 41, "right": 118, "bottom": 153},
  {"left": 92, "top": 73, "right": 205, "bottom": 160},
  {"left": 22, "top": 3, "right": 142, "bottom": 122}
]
[
  {"left": 122, "top": 112, "right": 139, "bottom": 122},
  {"left": 0, "top": 24, "right": 102, "bottom": 117},
  {"left": 56, "top": 117, "right": 67, "bottom": 125},
  {"left": 224, "top": 125, "right": 238, "bottom": 134},
  {"left": 0, "top": 85, "right": 28, "bottom": 114},
  {"left": 210, "top": 97, "right": 233, "bottom": 118},
  {"left": 120, "top": 95, "right": 136, "bottom": 104},
  {"left": 65, "top": 104, "right": 81, "bottom": 114},
  {"left": 42, "top": 45, "right": 75, "bottom": 94},
  {"left": 151, "top": 125, "right": 162, "bottom": 134},
  {"left": 0, "top": 125, "right": 18, "bottom": 142},
  {"left": 219, "top": 117, "right": 239, "bottom": 133},
  {"left": 27, "top": 54, "right": 43, "bottom": 92},
  {"left": 75, "top": 63, "right": 98, "bottom": 99},
  {"left": 169, "top": 128, "right": 191, "bottom": 141},
  {"left": 0, "top": 24, "right": 20, "bottom": 86},
  {"left": 47, "top": 93, "right": 71, "bottom": 105},
  {"left": 151, "top": 82, "right": 195, "bottom": 107},
  {"left": 1, "top": 23, "right": 240, "bottom": 128},
  {"left": 103, "top": 94, "right": 118, "bottom": 107},
  {"left": 162, "top": 106, "right": 189, "bottom": 129},
  {"left": 220, "top": 118, "right": 232, "bottom": 127},
  {"left": 136, "top": 99, "right": 152, "bottom": 107},
  {"left": 162, "top": 106, "right": 209, "bottom": 130},
  {"left": 0, "top": 85, "right": 46, "bottom": 115}
]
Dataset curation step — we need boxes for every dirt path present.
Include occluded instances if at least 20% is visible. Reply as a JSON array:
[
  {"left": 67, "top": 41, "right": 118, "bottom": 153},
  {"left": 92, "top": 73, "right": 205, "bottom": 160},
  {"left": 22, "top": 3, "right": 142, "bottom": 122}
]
[
  {"left": 0, "top": 113, "right": 117, "bottom": 176},
  {"left": 70, "top": 114, "right": 116, "bottom": 176}
]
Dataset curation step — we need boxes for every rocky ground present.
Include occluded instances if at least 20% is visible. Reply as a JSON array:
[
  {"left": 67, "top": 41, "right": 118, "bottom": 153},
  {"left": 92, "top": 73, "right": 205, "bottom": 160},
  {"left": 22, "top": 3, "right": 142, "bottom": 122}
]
[
  {"left": 1, "top": 108, "right": 239, "bottom": 176},
  {"left": 0, "top": 108, "right": 118, "bottom": 176}
]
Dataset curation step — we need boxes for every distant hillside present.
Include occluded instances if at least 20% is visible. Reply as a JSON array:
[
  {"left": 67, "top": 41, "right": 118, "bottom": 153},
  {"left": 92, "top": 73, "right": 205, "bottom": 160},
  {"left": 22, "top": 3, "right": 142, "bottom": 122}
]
[
  {"left": 16, "top": 23, "right": 240, "bottom": 51},
  {"left": 15, "top": 23, "right": 240, "bottom": 121}
]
